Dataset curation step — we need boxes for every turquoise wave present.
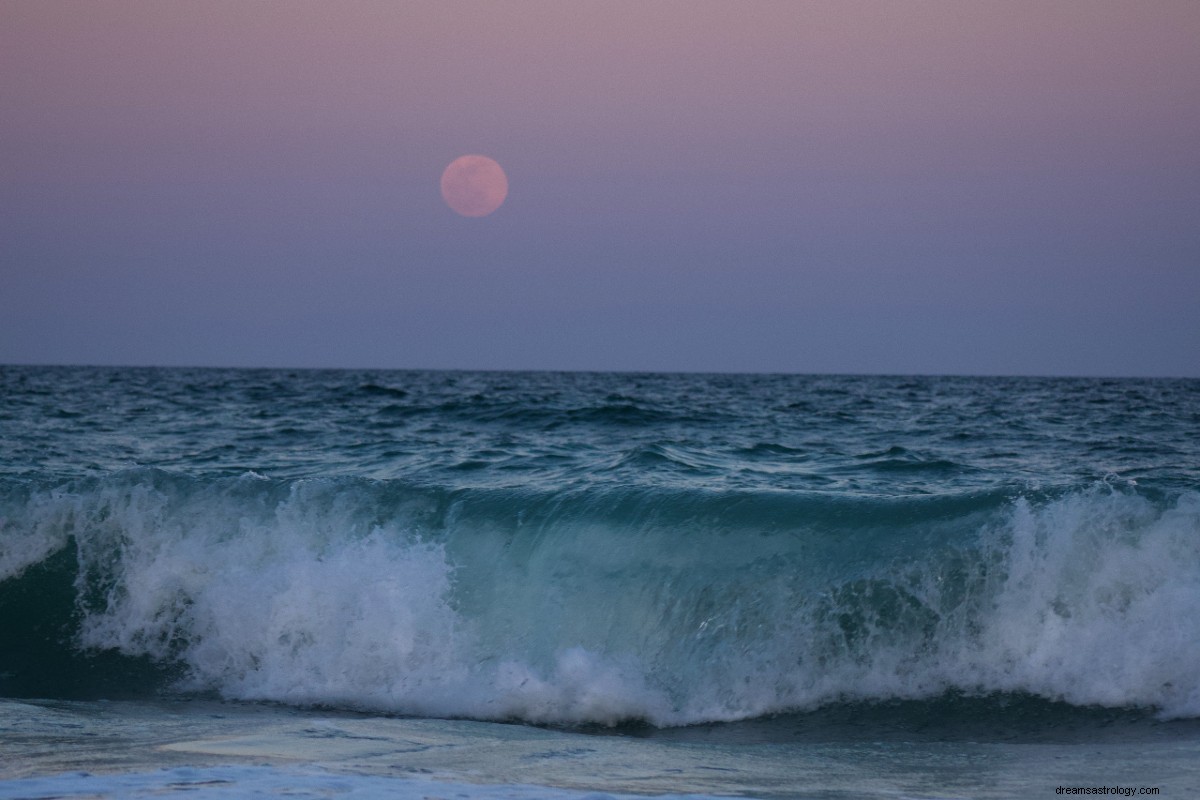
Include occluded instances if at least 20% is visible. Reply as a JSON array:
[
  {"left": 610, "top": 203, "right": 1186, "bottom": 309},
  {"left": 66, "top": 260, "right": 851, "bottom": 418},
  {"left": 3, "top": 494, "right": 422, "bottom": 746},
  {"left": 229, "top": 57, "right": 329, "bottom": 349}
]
[{"left": 3, "top": 471, "right": 1198, "bottom": 724}]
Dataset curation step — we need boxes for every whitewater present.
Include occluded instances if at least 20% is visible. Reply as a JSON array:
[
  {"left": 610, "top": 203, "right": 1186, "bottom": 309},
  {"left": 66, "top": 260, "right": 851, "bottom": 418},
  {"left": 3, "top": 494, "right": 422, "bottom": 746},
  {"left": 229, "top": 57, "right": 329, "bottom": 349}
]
[{"left": 2, "top": 366, "right": 1199, "bottom": 797}]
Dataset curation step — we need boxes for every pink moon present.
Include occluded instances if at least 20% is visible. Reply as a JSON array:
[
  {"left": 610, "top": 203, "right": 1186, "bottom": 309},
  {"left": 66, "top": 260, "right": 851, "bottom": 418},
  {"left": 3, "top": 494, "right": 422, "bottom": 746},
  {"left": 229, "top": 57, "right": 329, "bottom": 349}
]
[{"left": 440, "top": 155, "right": 508, "bottom": 217}]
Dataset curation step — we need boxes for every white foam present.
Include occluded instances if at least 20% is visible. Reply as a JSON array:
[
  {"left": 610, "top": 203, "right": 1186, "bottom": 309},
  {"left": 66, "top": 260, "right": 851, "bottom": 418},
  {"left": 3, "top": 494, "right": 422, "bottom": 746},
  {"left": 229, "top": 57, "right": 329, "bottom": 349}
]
[{"left": 962, "top": 489, "right": 1200, "bottom": 715}]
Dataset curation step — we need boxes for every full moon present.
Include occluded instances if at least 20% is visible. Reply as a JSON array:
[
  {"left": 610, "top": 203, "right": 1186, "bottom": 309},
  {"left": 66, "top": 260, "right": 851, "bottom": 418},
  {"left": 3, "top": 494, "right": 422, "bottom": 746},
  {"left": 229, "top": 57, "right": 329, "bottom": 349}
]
[{"left": 440, "top": 155, "right": 508, "bottom": 217}]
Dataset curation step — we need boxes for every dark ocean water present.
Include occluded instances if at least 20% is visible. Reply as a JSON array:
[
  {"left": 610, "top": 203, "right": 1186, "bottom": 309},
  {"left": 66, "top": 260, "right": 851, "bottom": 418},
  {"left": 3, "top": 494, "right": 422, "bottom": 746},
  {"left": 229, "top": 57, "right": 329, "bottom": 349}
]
[{"left": 3, "top": 366, "right": 1200, "bottom": 739}]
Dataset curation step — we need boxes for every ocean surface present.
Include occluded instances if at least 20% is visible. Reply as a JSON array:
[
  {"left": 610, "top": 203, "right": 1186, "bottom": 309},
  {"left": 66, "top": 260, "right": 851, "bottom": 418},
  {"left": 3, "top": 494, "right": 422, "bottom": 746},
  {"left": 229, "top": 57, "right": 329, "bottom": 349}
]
[{"left": 2, "top": 365, "right": 1199, "bottom": 798}]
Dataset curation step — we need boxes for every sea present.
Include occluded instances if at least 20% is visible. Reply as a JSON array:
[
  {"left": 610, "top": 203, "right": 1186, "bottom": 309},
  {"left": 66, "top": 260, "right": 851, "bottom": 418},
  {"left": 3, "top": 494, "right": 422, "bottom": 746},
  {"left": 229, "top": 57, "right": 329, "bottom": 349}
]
[{"left": 2, "top": 365, "right": 1199, "bottom": 799}]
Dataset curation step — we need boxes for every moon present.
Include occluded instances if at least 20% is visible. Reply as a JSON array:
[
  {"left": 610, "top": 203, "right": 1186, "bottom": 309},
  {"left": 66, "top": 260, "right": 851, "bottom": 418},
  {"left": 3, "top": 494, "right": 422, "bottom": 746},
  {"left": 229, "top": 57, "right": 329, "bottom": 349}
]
[{"left": 440, "top": 155, "right": 508, "bottom": 217}]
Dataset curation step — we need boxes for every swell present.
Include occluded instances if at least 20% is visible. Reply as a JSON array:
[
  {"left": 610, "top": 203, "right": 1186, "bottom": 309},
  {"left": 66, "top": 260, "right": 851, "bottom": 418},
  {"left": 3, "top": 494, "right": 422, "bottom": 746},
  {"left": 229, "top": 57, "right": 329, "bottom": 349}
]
[{"left": 2, "top": 471, "right": 1199, "bottom": 725}]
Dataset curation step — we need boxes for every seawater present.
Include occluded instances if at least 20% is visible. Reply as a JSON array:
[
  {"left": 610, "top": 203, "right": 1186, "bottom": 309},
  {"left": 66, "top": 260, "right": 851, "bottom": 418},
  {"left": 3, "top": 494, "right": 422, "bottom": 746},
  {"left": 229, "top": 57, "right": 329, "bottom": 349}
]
[{"left": 2, "top": 366, "right": 1200, "bottom": 796}]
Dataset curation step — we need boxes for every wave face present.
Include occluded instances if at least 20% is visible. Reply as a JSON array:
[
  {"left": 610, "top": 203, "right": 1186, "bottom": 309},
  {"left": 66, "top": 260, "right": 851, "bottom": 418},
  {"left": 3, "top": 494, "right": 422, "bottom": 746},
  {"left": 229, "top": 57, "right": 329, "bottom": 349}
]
[{"left": 1, "top": 367, "right": 1199, "bottom": 725}]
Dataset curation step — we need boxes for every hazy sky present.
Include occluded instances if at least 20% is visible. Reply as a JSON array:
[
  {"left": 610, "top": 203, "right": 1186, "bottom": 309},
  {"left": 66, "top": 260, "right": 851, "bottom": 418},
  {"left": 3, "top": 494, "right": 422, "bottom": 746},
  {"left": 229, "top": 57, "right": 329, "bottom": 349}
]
[{"left": 2, "top": 1, "right": 1198, "bottom": 375}]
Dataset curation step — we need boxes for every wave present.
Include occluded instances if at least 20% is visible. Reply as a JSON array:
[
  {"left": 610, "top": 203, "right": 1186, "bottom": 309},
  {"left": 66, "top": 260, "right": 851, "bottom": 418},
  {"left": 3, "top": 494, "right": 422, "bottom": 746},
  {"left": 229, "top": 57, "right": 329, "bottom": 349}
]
[{"left": 2, "top": 471, "right": 1199, "bottom": 725}]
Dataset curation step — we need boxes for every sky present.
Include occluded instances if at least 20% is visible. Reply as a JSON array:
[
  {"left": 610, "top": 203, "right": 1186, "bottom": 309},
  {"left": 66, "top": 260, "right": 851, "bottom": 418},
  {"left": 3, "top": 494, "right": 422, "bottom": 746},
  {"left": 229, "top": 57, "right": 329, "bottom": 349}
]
[{"left": 2, "top": 1, "right": 1198, "bottom": 376}]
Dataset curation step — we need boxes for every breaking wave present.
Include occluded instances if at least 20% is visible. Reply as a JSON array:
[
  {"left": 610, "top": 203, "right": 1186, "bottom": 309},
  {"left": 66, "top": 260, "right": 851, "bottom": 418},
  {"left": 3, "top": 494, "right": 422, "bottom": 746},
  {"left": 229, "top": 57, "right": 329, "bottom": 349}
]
[{"left": 2, "top": 471, "right": 1199, "bottom": 725}]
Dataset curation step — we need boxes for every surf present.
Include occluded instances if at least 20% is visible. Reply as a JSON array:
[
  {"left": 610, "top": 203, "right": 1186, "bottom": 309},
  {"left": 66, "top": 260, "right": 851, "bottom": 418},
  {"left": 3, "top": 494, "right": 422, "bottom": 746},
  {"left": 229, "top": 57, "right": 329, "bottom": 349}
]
[{"left": 3, "top": 470, "right": 1198, "bottom": 725}]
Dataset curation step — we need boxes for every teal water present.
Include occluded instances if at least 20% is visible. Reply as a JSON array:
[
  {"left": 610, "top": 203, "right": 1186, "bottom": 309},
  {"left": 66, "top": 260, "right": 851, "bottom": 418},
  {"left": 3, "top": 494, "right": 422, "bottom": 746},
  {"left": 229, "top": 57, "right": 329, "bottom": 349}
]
[{"left": 2, "top": 366, "right": 1199, "bottom": 737}]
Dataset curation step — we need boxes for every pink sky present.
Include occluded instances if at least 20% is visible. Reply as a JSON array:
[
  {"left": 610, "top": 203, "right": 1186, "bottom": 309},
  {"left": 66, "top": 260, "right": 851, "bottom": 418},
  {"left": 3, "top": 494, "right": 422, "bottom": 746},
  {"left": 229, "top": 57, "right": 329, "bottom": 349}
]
[{"left": 3, "top": 1, "right": 1198, "bottom": 374}]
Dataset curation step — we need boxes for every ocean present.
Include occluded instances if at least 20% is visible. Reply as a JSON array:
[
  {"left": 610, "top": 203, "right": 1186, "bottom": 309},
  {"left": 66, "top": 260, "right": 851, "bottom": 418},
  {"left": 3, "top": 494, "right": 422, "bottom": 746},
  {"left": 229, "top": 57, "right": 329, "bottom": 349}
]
[{"left": 2, "top": 365, "right": 1199, "bottom": 798}]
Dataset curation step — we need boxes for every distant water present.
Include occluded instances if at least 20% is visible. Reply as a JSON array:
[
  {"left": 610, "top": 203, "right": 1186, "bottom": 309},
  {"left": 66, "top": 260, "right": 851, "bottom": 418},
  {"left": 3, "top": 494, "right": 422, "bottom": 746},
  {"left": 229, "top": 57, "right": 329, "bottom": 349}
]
[{"left": 2, "top": 366, "right": 1200, "bottom": 795}]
